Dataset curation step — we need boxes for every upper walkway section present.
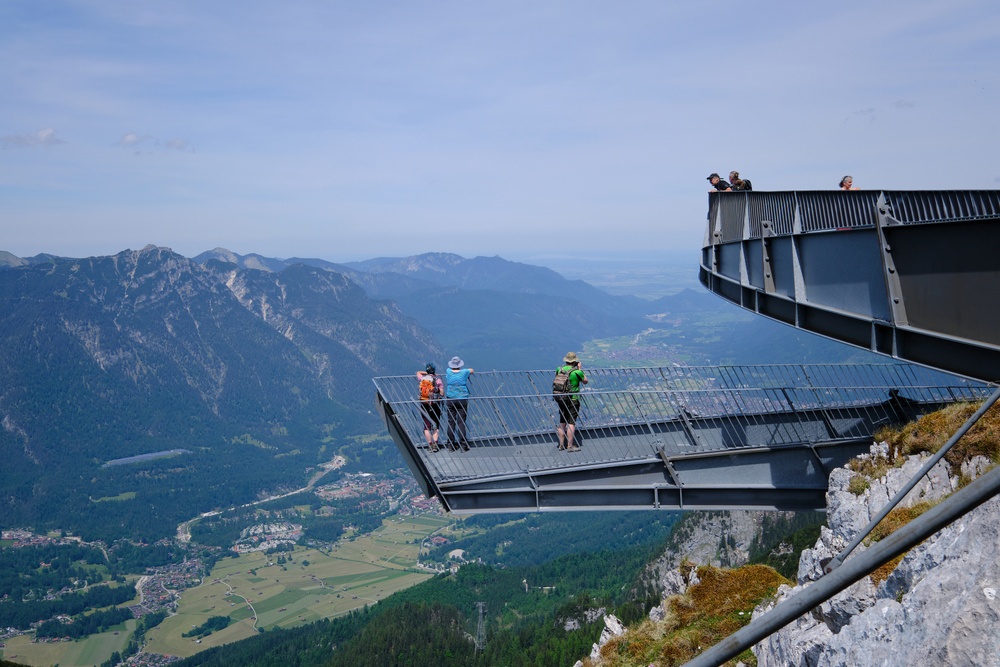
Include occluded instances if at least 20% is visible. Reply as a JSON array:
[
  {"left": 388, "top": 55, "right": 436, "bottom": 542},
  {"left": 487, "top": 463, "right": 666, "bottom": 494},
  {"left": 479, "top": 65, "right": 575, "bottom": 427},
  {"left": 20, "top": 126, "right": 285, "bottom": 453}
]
[
  {"left": 700, "top": 190, "right": 1000, "bottom": 382},
  {"left": 374, "top": 364, "right": 989, "bottom": 514}
]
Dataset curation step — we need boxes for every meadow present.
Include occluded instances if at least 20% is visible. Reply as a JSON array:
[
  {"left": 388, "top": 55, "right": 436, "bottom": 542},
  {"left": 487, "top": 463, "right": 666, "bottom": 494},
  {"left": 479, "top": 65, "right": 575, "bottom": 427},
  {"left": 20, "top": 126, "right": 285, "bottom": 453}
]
[{"left": 1, "top": 513, "right": 451, "bottom": 665}]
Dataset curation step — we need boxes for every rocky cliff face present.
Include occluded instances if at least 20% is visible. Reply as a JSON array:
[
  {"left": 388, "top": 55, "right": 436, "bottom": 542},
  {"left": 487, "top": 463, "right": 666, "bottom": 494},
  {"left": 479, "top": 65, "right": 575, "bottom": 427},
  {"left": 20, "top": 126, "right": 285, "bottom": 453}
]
[
  {"left": 643, "top": 510, "right": 798, "bottom": 599},
  {"left": 754, "top": 445, "right": 1000, "bottom": 666},
  {"left": 583, "top": 440, "right": 999, "bottom": 667}
]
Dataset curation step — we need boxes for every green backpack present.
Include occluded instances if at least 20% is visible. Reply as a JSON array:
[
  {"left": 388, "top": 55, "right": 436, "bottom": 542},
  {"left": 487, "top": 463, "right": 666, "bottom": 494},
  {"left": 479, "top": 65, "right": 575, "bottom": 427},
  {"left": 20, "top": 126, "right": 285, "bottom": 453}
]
[{"left": 552, "top": 366, "right": 574, "bottom": 394}]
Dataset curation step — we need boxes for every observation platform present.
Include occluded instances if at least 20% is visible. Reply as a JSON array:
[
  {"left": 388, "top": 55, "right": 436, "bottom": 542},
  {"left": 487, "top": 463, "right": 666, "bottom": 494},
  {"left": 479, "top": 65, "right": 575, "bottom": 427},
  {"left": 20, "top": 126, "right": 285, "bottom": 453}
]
[
  {"left": 373, "top": 365, "right": 989, "bottom": 514},
  {"left": 700, "top": 189, "right": 1000, "bottom": 382}
]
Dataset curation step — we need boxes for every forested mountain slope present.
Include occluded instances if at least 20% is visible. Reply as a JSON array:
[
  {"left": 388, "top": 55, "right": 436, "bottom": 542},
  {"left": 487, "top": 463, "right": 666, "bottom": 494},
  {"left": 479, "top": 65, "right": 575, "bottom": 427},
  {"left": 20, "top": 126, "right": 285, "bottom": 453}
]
[{"left": 0, "top": 246, "right": 439, "bottom": 540}]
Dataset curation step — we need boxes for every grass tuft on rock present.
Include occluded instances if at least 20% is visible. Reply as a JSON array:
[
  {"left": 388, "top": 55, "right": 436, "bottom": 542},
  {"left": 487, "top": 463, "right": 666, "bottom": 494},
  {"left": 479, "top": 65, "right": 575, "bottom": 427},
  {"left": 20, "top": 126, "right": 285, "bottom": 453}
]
[{"left": 587, "top": 564, "right": 789, "bottom": 667}]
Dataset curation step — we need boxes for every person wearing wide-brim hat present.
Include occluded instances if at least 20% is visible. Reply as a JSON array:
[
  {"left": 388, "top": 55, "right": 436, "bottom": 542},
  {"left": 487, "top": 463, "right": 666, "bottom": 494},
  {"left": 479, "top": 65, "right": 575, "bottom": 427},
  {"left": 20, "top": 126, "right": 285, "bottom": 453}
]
[
  {"left": 554, "top": 352, "right": 588, "bottom": 452},
  {"left": 445, "top": 356, "right": 474, "bottom": 451}
]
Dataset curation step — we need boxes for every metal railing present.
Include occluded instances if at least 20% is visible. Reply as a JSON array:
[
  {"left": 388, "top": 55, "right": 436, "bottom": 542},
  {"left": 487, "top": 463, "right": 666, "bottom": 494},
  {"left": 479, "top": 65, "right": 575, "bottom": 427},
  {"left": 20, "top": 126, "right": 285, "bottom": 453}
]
[
  {"left": 374, "top": 364, "right": 990, "bottom": 486},
  {"left": 707, "top": 190, "right": 1000, "bottom": 243}
]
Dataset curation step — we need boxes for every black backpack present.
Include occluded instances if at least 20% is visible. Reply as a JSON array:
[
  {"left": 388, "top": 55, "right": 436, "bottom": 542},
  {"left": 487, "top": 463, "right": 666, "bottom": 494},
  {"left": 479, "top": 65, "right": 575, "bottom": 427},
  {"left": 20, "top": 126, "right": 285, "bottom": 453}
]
[{"left": 553, "top": 366, "right": 574, "bottom": 394}]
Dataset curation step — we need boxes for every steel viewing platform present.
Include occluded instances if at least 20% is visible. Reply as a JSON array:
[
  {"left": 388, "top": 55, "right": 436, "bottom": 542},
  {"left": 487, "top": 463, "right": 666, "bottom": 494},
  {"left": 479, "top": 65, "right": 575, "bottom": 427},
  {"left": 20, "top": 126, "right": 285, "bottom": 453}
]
[
  {"left": 700, "top": 189, "right": 1000, "bottom": 382},
  {"left": 373, "top": 364, "right": 990, "bottom": 514}
]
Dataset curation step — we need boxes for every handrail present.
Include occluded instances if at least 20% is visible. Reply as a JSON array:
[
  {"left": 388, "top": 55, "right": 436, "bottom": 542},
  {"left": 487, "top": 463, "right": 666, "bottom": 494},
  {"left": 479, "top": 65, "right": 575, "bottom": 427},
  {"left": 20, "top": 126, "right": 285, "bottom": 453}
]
[
  {"left": 823, "top": 385, "right": 1000, "bottom": 573},
  {"left": 707, "top": 190, "right": 1000, "bottom": 243},
  {"left": 682, "top": 434, "right": 1000, "bottom": 667},
  {"left": 373, "top": 365, "right": 990, "bottom": 489}
]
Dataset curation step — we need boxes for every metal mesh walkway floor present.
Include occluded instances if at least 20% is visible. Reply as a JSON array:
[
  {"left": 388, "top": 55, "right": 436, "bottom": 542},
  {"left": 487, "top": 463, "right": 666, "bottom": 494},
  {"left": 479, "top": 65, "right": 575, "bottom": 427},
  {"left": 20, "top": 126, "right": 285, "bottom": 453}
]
[{"left": 374, "top": 364, "right": 991, "bottom": 513}]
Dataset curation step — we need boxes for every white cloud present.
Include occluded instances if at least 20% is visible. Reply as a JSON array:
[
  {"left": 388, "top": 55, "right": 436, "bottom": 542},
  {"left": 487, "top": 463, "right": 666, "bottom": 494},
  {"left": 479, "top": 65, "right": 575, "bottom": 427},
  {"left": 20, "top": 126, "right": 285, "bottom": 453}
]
[
  {"left": 117, "top": 132, "right": 193, "bottom": 154},
  {"left": 1, "top": 127, "right": 65, "bottom": 148}
]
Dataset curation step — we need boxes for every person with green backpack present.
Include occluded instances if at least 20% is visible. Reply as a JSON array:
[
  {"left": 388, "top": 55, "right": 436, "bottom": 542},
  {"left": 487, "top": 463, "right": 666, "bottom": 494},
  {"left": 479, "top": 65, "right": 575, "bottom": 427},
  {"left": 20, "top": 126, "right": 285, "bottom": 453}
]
[{"left": 553, "top": 352, "right": 588, "bottom": 452}]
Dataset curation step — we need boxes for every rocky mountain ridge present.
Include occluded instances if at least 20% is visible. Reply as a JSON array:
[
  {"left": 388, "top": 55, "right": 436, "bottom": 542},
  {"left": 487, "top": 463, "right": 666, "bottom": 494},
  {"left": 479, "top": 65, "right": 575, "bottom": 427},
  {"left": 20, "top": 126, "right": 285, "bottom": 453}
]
[{"left": 0, "top": 245, "right": 441, "bottom": 539}]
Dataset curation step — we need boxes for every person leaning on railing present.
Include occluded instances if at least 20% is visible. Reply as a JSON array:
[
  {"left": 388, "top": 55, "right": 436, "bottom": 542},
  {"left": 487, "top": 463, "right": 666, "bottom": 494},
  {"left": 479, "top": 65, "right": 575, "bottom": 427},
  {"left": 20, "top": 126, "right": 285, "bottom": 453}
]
[
  {"left": 707, "top": 173, "right": 732, "bottom": 192},
  {"left": 445, "top": 356, "right": 474, "bottom": 452},
  {"left": 729, "top": 170, "right": 752, "bottom": 191}
]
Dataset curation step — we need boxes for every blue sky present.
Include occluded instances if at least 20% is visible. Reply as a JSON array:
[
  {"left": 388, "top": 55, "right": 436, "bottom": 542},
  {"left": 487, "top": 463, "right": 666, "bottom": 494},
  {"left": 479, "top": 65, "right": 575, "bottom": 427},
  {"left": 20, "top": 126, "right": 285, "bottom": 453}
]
[{"left": 2, "top": 1, "right": 998, "bottom": 263}]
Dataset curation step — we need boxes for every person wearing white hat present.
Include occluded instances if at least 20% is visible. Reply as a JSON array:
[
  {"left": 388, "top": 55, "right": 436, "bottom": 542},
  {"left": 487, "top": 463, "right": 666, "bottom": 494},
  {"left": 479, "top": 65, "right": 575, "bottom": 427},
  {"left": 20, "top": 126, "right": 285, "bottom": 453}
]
[{"left": 445, "top": 356, "right": 474, "bottom": 451}]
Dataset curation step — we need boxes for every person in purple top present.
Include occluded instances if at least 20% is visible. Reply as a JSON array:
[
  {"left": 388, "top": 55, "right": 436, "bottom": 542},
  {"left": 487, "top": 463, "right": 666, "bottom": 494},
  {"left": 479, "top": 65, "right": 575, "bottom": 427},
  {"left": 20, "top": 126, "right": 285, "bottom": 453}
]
[{"left": 445, "top": 356, "right": 474, "bottom": 451}]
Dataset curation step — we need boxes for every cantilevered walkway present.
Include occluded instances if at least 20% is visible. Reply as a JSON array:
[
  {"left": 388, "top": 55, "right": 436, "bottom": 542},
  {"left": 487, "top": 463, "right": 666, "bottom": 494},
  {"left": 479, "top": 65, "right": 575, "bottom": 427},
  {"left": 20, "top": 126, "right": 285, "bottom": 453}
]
[
  {"left": 700, "top": 189, "right": 1000, "bottom": 382},
  {"left": 376, "top": 189, "right": 1000, "bottom": 514},
  {"left": 373, "top": 364, "right": 989, "bottom": 513}
]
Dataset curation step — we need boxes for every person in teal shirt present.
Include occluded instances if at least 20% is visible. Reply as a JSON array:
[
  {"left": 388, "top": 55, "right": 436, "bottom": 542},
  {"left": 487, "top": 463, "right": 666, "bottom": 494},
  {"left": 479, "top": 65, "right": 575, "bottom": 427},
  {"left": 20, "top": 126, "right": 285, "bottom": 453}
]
[
  {"left": 445, "top": 356, "right": 474, "bottom": 451},
  {"left": 555, "top": 352, "right": 588, "bottom": 451}
]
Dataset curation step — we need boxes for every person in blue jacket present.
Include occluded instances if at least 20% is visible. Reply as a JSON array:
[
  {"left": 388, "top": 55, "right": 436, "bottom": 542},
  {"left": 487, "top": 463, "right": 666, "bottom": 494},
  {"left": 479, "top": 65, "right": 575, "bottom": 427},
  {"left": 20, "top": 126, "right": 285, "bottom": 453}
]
[{"left": 445, "top": 356, "right": 474, "bottom": 451}]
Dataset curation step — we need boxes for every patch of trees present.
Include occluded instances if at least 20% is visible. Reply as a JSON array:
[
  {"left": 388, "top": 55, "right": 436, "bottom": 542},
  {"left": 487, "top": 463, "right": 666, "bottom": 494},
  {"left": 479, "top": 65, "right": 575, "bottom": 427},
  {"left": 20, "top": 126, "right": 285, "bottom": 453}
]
[
  {"left": 326, "top": 602, "right": 476, "bottom": 667},
  {"left": 35, "top": 605, "right": 134, "bottom": 639},
  {"left": 0, "top": 582, "right": 136, "bottom": 630},
  {"left": 748, "top": 511, "right": 826, "bottom": 579},
  {"left": 107, "top": 540, "right": 185, "bottom": 574},
  {"left": 183, "top": 615, "right": 232, "bottom": 639},
  {"left": 0, "top": 544, "right": 107, "bottom": 604},
  {"left": 426, "top": 511, "right": 678, "bottom": 568},
  {"left": 300, "top": 516, "right": 344, "bottom": 543},
  {"left": 265, "top": 543, "right": 294, "bottom": 555}
]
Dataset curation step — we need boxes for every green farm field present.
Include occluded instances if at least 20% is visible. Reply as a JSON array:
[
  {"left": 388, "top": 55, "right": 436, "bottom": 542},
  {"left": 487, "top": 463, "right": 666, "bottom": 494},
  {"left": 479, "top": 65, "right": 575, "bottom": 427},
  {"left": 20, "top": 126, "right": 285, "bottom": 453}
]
[
  {"left": 1, "top": 619, "right": 136, "bottom": 667},
  {"left": 0, "top": 513, "right": 450, "bottom": 665},
  {"left": 144, "top": 512, "right": 450, "bottom": 658}
]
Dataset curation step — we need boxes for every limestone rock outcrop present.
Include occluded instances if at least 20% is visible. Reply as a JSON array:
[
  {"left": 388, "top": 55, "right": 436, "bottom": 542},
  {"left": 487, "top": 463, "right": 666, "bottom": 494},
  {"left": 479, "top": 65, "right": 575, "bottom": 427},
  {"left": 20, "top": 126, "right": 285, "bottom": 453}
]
[
  {"left": 754, "top": 444, "right": 1000, "bottom": 667},
  {"left": 644, "top": 509, "right": 778, "bottom": 597}
]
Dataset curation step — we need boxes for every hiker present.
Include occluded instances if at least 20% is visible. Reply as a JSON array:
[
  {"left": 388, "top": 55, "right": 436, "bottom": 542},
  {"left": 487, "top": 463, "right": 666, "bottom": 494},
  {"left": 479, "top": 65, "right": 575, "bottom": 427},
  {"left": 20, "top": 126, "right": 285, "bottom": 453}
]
[
  {"left": 445, "top": 356, "right": 474, "bottom": 451},
  {"left": 416, "top": 363, "right": 444, "bottom": 451},
  {"left": 707, "top": 173, "right": 732, "bottom": 192},
  {"left": 554, "top": 352, "right": 588, "bottom": 452},
  {"left": 729, "top": 171, "right": 752, "bottom": 191}
]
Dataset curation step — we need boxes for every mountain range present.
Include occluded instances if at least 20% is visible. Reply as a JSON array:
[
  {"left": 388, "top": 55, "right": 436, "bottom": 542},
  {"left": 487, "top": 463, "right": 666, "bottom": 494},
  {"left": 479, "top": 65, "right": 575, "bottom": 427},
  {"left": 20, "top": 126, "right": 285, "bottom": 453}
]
[
  {"left": 0, "top": 245, "right": 869, "bottom": 541},
  {"left": 0, "top": 246, "right": 672, "bottom": 540},
  {"left": 0, "top": 246, "right": 440, "bottom": 540},
  {"left": 195, "top": 248, "right": 655, "bottom": 369}
]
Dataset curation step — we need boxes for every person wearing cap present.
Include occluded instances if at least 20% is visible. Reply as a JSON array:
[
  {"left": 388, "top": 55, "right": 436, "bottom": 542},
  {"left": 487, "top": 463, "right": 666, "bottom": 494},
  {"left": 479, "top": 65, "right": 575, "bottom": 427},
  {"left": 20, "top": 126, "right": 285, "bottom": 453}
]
[
  {"left": 729, "top": 171, "right": 752, "bottom": 191},
  {"left": 707, "top": 173, "right": 732, "bottom": 192},
  {"left": 445, "top": 356, "right": 474, "bottom": 451},
  {"left": 555, "top": 352, "right": 588, "bottom": 452},
  {"left": 416, "top": 363, "right": 445, "bottom": 451}
]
